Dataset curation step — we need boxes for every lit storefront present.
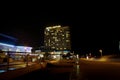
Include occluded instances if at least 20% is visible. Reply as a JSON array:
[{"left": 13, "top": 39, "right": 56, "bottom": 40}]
[{"left": 0, "top": 42, "right": 32, "bottom": 62}]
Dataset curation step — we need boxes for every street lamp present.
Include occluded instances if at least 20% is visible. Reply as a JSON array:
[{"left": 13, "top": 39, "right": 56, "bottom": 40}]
[
  {"left": 7, "top": 48, "right": 10, "bottom": 71},
  {"left": 25, "top": 48, "right": 28, "bottom": 67},
  {"left": 99, "top": 49, "right": 102, "bottom": 57}
]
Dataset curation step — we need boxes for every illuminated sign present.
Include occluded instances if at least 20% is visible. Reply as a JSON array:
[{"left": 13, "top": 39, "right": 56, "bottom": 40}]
[
  {"left": 0, "top": 42, "right": 16, "bottom": 51},
  {"left": 0, "top": 42, "right": 32, "bottom": 52},
  {"left": 16, "top": 46, "right": 32, "bottom": 53}
]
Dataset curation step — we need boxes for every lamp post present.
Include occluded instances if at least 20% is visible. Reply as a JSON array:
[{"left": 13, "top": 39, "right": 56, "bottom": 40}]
[
  {"left": 99, "top": 49, "right": 102, "bottom": 57},
  {"left": 7, "top": 48, "right": 10, "bottom": 71},
  {"left": 25, "top": 48, "right": 28, "bottom": 67}
]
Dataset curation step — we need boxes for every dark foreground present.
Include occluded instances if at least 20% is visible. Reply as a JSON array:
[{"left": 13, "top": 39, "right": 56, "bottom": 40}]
[
  {"left": 2, "top": 59, "right": 120, "bottom": 80},
  {"left": 13, "top": 62, "right": 73, "bottom": 80}
]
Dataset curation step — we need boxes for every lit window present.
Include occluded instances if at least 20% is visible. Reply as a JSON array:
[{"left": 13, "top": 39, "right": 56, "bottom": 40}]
[
  {"left": 66, "top": 40, "right": 70, "bottom": 42},
  {"left": 60, "top": 48, "right": 62, "bottom": 50},
  {"left": 64, "top": 48, "right": 66, "bottom": 49}
]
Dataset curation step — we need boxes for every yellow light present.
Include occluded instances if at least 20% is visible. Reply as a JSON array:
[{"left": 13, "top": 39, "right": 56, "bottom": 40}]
[{"left": 46, "top": 25, "right": 61, "bottom": 29}]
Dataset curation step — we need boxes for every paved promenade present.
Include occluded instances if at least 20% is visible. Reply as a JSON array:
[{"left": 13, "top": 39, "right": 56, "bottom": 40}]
[
  {"left": 0, "top": 62, "right": 46, "bottom": 80},
  {"left": 12, "top": 60, "right": 74, "bottom": 80}
]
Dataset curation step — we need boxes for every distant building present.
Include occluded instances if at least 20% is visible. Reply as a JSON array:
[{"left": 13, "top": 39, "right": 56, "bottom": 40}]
[{"left": 44, "top": 25, "right": 71, "bottom": 52}]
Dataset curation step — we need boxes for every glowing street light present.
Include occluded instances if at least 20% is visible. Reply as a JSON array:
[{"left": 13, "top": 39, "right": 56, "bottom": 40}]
[
  {"left": 7, "top": 48, "right": 10, "bottom": 71},
  {"left": 99, "top": 49, "right": 103, "bottom": 57},
  {"left": 25, "top": 47, "right": 28, "bottom": 67}
]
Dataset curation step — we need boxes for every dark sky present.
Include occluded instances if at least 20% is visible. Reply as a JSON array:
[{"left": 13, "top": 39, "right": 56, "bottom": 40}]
[{"left": 0, "top": 9, "right": 119, "bottom": 54}]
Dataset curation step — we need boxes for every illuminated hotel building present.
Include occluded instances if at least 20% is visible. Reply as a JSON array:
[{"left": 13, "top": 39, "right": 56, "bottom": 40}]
[{"left": 44, "top": 25, "right": 71, "bottom": 52}]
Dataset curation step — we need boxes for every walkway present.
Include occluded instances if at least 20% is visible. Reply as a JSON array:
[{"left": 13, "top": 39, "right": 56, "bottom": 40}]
[{"left": 0, "top": 62, "right": 46, "bottom": 80}]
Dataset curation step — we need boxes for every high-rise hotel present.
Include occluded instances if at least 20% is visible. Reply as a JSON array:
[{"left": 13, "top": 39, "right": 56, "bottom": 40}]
[{"left": 44, "top": 25, "right": 71, "bottom": 52}]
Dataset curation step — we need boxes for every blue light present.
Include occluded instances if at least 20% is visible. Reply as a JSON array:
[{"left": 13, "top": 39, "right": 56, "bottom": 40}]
[
  {"left": 0, "top": 33, "right": 17, "bottom": 41},
  {"left": 9, "top": 68, "right": 16, "bottom": 70},
  {"left": 16, "top": 46, "right": 32, "bottom": 52},
  {"left": 0, "top": 42, "right": 15, "bottom": 47},
  {"left": 0, "top": 70, "right": 6, "bottom": 73}
]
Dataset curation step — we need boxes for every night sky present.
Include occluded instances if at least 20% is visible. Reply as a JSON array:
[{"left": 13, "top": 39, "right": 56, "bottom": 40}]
[{"left": 0, "top": 10, "right": 119, "bottom": 54}]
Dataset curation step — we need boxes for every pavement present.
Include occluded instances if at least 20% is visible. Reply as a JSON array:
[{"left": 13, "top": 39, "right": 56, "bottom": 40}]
[
  {"left": 12, "top": 60, "right": 75, "bottom": 80},
  {"left": 0, "top": 61, "right": 38, "bottom": 73},
  {"left": 0, "top": 62, "right": 47, "bottom": 80},
  {"left": 1, "top": 57, "right": 120, "bottom": 80},
  {"left": 79, "top": 59, "right": 120, "bottom": 80},
  {"left": 80, "top": 55, "right": 120, "bottom": 62}
]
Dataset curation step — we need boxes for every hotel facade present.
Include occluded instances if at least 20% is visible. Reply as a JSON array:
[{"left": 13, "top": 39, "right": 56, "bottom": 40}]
[{"left": 44, "top": 25, "right": 71, "bottom": 53}]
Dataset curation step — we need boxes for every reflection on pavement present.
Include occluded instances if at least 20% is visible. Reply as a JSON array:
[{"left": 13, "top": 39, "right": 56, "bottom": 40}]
[{"left": 70, "top": 64, "right": 81, "bottom": 80}]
